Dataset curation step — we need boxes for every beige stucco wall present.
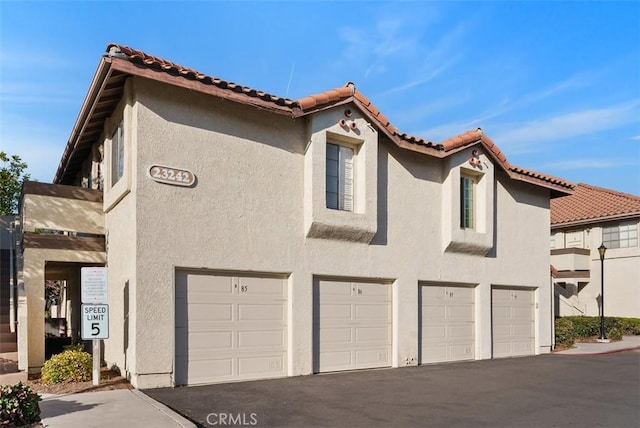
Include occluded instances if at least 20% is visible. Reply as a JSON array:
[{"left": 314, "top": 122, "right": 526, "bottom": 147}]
[
  {"left": 553, "top": 220, "right": 640, "bottom": 318},
  {"left": 18, "top": 248, "right": 106, "bottom": 372},
  {"left": 22, "top": 195, "right": 104, "bottom": 234},
  {"left": 101, "top": 81, "right": 139, "bottom": 380},
  {"left": 95, "top": 78, "right": 554, "bottom": 388}
]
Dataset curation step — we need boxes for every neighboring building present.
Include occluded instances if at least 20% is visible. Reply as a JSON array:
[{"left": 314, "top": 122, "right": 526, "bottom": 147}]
[
  {"left": 0, "top": 216, "right": 17, "bottom": 354},
  {"left": 13, "top": 44, "right": 573, "bottom": 389},
  {"left": 551, "top": 183, "right": 640, "bottom": 318}
]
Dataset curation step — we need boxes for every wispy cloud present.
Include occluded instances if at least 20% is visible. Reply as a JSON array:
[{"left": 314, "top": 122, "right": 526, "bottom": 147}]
[
  {"left": 381, "top": 22, "right": 469, "bottom": 96},
  {"left": 338, "top": 18, "right": 419, "bottom": 80},
  {"left": 491, "top": 99, "right": 640, "bottom": 151},
  {"left": 543, "top": 158, "right": 639, "bottom": 170}
]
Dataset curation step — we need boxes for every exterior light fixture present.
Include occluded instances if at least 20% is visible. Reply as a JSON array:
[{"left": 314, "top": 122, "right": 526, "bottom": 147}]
[{"left": 598, "top": 243, "right": 607, "bottom": 341}]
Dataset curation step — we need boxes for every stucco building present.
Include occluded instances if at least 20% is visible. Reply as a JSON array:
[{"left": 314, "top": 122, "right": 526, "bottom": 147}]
[
  {"left": 11, "top": 44, "right": 573, "bottom": 389},
  {"left": 551, "top": 183, "right": 640, "bottom": 318}
]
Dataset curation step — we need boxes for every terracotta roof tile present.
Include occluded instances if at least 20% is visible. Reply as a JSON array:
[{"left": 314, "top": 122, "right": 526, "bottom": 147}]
[
  {"left": 551, "top": 183, "right": 640, "bottom": 226},
  {"left": 107, "top": 43, "right": 296, "bottom": 107},
  {"left": 57, "top": 43, "right": 571, "bottom": 195}
]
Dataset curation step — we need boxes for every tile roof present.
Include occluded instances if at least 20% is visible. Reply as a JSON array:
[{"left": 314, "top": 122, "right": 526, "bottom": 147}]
[
  {"left": 108, "top": 44, "right": 297, "bottom": 108},
  {"left": 551, "top": 183, "right": 640, "bottom": 226},
  {"left": 54, "top": 43, "right": 573, "bottom": 196}
]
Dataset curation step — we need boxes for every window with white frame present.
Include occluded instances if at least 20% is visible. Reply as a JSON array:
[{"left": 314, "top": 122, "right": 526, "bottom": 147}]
[
  {"left": 111, "top": 121, "right": 124, "bottom": 186},
  {"left": 602, "top": 221, "right": 638, "bottom": 248},
  {"left": 326, "top": 142, "right": 354, "bottom": 211},
  {"left": 550, "top": 234, "right": 556, "bottom": 249},
  {"left": 460, "top": 175, "right": 475, "bottom": 229}
]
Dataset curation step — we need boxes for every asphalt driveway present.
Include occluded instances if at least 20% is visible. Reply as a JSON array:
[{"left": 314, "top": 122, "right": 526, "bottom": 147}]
[{"left": 145, "top": 351, "right": 640, "bottom": 428}]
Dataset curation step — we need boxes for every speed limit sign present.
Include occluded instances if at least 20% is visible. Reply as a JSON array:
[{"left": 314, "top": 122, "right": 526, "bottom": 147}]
[{"left": 81, "top": 304, "right": 109, "bottom": 339}]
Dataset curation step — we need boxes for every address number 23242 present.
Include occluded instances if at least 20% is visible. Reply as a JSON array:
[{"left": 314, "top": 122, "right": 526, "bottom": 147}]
[{"left": 148, "top": 165, "right": 195, "bottom": 187}]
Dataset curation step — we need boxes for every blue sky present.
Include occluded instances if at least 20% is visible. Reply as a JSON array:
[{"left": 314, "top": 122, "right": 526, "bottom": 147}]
[{"left": 1, "top": 1, "right": 639, "bottom": 194}]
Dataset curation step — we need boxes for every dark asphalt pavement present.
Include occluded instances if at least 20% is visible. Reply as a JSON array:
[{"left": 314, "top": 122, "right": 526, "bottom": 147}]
[{"left": 145, "top": 351, "right": 640, "bottom": 428}]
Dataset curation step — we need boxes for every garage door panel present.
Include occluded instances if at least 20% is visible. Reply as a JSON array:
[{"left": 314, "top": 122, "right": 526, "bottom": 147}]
[
  {"left": 492, "top": 306, "right": 511, "bottom": 322},
  {"left": 238, "top": 330, "right": 285, "bottom": 348},
  {"left": 189, "top": 303, "right": 233, "bottom": 322},
  {"left": 319, "top": 281, "right": 352, "bottom": 296},
  {"left": 238, "top": 304, "right": 285, "bottom": 321},
  {"left": 355, "top": 326, "right": 391, "bottom": 343},
  {"left": 320, "top": 350, "right": 352, "bottom": 370},
  {"left": 320, "top": 327, "right": 352, "bottom": 344},
  {"left": 510, "top": 341, "right": 534, "bottom": 355},
  {"left": 422, "top": 346, "right": 447, "bottom": 363},
  {"left": 511, "top": 323, "right": 535, "bottom": 337},
  {"left": 320, "top": 304, "right": 352, "bottom": 321},
  {"left": 492, "top": 288, "right": 535, "bottom": 358},
  {"left": 492, "top": 288, "right": 511, "bottom": 301},
  {"left": 357, "top": 282, "right": 391, "bottom": 297},
  {"left": 190, "top": 331, "right": 233, "bottom": 350},
  {"left": 423, "top": 305, "right": 446, "bottom": 320},
  {"left": 511, "top": 289, "right": 533, "bottom": 303},
  {"left": 422, "top": 286, "right": 446, "bottom": 300},
  {"left": 355, "top": 303, "right": 390, "bottom": 320},
  {"left": 423, "top": 325, "right": 446, "bottom": 340},
  {"left": 448, "top": 304, "right": 474, "bottom": 321},
  {"left": 448, "top": 344, "right": 474, "bottom": 360},
  {"left": 315, "top": 280, "right": 392, "bottom": 373},
  {"left": 175, "top": 271, "right": 287, "bottom": 385},
  {"left": 238, "top": 355, "right": 285, "bottom": 376},
  {"left": 237, "top": 277, "right": 285, "bottom": 296},
  {"left": 511, "top": 306, "right": 534, "bottom": 320},
  {"left": 355, "top": 349, "right": 390, "bottom": 366},
  {"left": 186, "top": 274, "right": 234, "bottom": 296},
  {"left": 448, "top": 324, "right": 474, "bottom": 340},
  {"left": 188, "top": 359, "right": 233, "bottom": 384},
  {"left": 420, "top": 285, "right": 475, "bottom": 364}
]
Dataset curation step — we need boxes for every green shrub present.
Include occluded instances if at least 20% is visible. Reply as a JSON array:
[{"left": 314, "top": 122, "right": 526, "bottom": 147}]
[
  {"left": 564, "top": 316, "right": 600, "bottom": 338},
  {"left": 555, "top": 318, "right": 576, "bottom": 346},
  {"left": 619, "top": 318, "right": 640, "bottom": 335},
  {"left": 0, "top": 382, "right": 41, "bottom": 426},
  {"left": 41, "top": 350, "right": 92, "bottom": 384},
  {"left": 555, "top": 316, "right": 639, "bottom": 345},
  {"left": 63, "top": 343, "right": 85, "bottom": 352}
]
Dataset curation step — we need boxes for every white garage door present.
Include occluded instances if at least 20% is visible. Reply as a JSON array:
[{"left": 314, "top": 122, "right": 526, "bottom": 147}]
[
  {"left": 314, "top": 280, "right": 392, "bottom": 373},
  {"left": 175, "top": 271, "right": 287, "bottom": 385},
  {"left": 420, "top": 285, "right": 475, "bottom": 364},
  {"left": 492, "top": 287, "right": 535, "bottom": 358}
]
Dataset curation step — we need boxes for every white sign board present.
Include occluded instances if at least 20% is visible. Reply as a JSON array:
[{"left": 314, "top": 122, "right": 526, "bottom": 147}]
[
  {"left": 81, "top": 267, "right": 108, "bottom": 304},
  {"left": 81, "top": 304, "right": 109, "bottom": 340}
]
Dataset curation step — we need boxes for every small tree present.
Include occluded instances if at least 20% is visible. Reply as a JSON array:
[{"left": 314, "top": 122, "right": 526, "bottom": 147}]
[{"left": 0, "top": 151, "right": 30, "bottom": 215}]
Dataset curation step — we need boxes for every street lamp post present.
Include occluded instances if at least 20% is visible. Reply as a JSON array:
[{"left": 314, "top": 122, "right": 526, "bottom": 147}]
[{"left": 598, "top": 243, "right": 607, "bottom": 341}]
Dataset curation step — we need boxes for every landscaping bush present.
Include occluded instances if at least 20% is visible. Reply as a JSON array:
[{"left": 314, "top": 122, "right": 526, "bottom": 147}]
[
  {"left": 0, "top": 382, "right": 41, "bottom": 426},
  {"left": 555, "top": 316, "right": 639, "bottom": 346},
  {"left": 555, "top": 317, "right": 576, "bottom": 346},
  {"left": 619, "top": 318, "right": 640, "bottom": 336},
  {"left": 41, "top": 350, "right": 92, "bottom": 384},
  {"left": 62, "top": 343, "right": 85, "bottom": 353}
]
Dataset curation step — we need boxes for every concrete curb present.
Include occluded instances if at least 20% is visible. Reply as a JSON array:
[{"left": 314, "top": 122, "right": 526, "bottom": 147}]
[
  {"left": 132, "top": 389, "right": 197, "bottom": 428},
  {"left": 554, "top": 345, "right": 640, "bottom": 357}
]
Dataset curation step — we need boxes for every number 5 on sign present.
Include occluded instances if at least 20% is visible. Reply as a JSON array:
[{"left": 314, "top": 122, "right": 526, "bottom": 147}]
[{"left": 81, "top": 304, "right": 109, "bottom": 340}]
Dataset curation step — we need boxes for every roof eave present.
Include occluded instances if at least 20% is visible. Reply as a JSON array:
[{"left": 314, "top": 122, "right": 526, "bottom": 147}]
[
  {"left": 551, "top": 212, "right": 640, "bottom": 229},
  {"left": 54, "top": 56, "right": 113, "bottom": 183},
  {"left": 110, "top": 58, "right": 294, "bottom": 116}
]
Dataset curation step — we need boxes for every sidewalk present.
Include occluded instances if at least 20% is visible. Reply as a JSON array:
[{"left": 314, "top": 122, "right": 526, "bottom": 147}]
[
  {"left": 40, "top": 389, "right": 195, "bottom": 428},
  {"left": 554, "top": 335, "right": 640, "bottom": 355},
  {"left": 36, "top": 337, "right": 639, "bottom": 427}
]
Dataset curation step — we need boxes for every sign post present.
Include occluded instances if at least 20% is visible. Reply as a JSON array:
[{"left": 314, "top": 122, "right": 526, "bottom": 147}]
[{"left": 81, "top": 267, "right": 108, "bottom": 386}]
